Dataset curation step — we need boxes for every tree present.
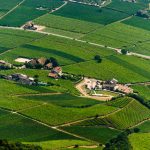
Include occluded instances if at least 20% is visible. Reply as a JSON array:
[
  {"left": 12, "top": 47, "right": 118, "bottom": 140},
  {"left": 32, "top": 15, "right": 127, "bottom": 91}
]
[
  {"left": 133, "top": 128, "right": 140, "bottom": 133},
  {"left": 121, "top": 49, "right": 128, "bottom": 55},
  {"left": 94, "top": 55, "right": 102, "bottom": 63},
  {"left": 34, "top": 75, "right": 39, "bottom": 78},
  {"left": 50, "top": 57, "right": 59, "bottom": 67}
]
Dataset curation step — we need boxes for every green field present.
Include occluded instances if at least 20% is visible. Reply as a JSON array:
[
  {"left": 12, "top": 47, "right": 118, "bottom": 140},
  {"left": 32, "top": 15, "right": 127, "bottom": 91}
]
[
  {"left": 129, "top": 133, "right": 150, "bottom": 150},
  {"left": 20, "top": 102, "right": 117, "bottom": 125},
  {"left": 0, "top": 0, "right": 22, "bottom": 16},
  {"left": 123, "top": 16, "right": 150, "bottom": 31},
  {"left": 0, "top": 1, "right": 150, "bottom": 149},
  {"left": 0, "top": 110, "right": 94, "bottom": 149},
  {"left": 0, "top": 28, "right": 44, "bottom": 53},
  {"left": 34, "top": 14, "right": 103, "bottom": 36},
  {"left": 20, "top": 93, "right": 101, "bottom": 108},
  {"left": 0, "top": 32, "right": 114, "bottom": 65},
  {"left": 77, "top": 99, "right": 150, "bottom": 129},
  {"left": 106, "top": 0, "right": 146, "bottom": 14},
  {"left": 82, "top": 22, "right": 150, "bottom": 55},
  {"left": 53, "top": 2, "right": 129, "bottom": 25},
  {"left": 63, "top": 55, "right": 150, "bottom": 83},
  {"left": 132, "top": 85, "right": 150, "bottom": 102},
  {"left": 0, "top": 0, "right": 64, "bottom": 27},
  {"left": 61, "top": 126, "right": 120, "bottom": 144}
]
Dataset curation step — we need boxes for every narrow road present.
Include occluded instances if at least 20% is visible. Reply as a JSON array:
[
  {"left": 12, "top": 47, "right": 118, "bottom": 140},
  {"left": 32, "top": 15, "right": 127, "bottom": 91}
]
[
  {"left": 0, "top": 0, "right": 26, "bottom": 19},
  {"left": 49, "top": 1, "right": 68, "bottom": 14}
]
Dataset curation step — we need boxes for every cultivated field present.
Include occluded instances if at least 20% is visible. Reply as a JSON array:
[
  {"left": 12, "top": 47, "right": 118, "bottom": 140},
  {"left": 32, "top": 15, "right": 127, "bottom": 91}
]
[{"left": 0, "top": 0, "right": 150, "bottom": 149}]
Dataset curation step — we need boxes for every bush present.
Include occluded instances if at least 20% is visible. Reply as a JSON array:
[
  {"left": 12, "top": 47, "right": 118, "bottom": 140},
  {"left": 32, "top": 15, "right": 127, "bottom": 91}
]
[{"left": 94, "top": 55, "right": 102, "bottom": 63}]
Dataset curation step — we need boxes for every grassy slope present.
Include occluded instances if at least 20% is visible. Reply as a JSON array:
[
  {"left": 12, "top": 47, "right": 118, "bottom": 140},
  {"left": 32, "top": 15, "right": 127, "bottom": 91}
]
[
  {"left": 128, "top": 133, "right": 150, "bottom": 150},
  {"left": 132, "top": 85, "right": 150, "bottom": 102}
]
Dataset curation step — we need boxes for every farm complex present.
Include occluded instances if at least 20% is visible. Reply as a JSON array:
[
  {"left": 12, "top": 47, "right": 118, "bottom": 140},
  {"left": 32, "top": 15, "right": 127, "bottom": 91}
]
[{"left": 0, "top": 0, "right": 150, "bottom": 150}]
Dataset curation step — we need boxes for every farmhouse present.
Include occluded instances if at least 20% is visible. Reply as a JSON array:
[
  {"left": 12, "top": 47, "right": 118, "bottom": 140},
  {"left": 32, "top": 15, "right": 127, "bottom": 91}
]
[
  {"left": 103, "top": 78, "right": 118, "bottom": 91},
  {"left": 25, "top": 57, "right": 53, "bottom": 69},
  {"left": 23, "top": 21, "right": 37, "bottom": 30},
  {"left": 85, "top": 78, "right": 133, "bottom": 94},
  {"left": 0, "top": 60, "right": 12, "bottom": 69},
  {"left": 2, "top": 73, "right": 35, "bottom": 85},
  {"left": 48, "top": 66, "right": 63, "bottom": 79}
]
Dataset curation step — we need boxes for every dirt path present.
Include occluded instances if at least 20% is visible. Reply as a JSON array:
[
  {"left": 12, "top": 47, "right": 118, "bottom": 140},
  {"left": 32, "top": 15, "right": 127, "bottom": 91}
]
[
  {"left": 13, "top": 92, "right": 62, "bottom": 97},
  {"left": 0, "top": 0, "right": 26, "bottom": 20},
  {"left": 49, "top": 1, "right": 68, "bottom": 14},
  {"left": 130, "top": 118, "right": 150, "bottom": 129}
]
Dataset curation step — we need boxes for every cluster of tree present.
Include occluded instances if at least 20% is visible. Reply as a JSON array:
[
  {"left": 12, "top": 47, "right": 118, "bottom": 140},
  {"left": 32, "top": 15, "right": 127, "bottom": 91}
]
[
  {"left": 136, "top": 10, "right": 150, "bottom": 19},
  {"left": 0, "top": 139, "right": 42, "bottom": 150},
  {"left": 0, "top": 65, "right": 11, "bottom": 70},
  {"left": 25, "top": 57, "right": 59, "bottom": 69},
  {"left": 128, "top": 93, "right": 150, "bottom": 109},
  {"left": 94, "top": 55, "right": 102, "bottom": 63},
  {"left": 104, "top": 128, "right": 140, "bottom": 150},
  {"left": 62, "top": 73, "right": 82, "bottom": 82}
]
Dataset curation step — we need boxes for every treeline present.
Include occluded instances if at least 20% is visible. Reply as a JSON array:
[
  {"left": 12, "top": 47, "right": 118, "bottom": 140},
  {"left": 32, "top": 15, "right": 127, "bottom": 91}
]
[
  {"left": 0, "top": 139, "right": 42, "bottom": 150},
  {"left": 104, "top": 128, "right": 140, "bottom": 150}
]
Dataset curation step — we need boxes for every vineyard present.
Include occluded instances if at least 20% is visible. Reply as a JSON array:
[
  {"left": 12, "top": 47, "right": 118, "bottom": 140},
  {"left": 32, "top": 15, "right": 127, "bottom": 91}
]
[
  {"left": 76, "top": 100, "right": 150, "bottom": 129},
  {"left": 0, "top": 0, "right": 150, "bottom": 149}
]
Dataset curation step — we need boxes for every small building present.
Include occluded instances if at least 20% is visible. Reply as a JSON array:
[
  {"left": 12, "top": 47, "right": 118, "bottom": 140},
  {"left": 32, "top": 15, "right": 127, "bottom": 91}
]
[
  {"left": 0, "top": 60, "right": 12, "bottom": 69},
  {"left": 10, "top": 73, "right": 35, "bottom": 85},
  {"left": 37, "top": 57, "right": 47, "bottom": 66},
  {"left": 23, "top": 21, "right": 37, "bottom": 30},
  {"left": 116, "top": 84, "right": 133, "bottom": 94},
  {"left": 103, "top": 78, "right": 118, "bottom": 90},
  {"left": 48, "top": 67, "right": 63, "bottom": 79}
]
